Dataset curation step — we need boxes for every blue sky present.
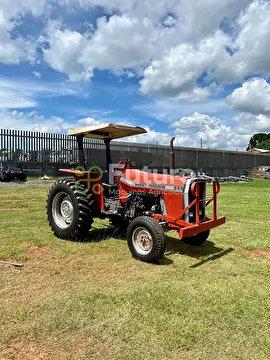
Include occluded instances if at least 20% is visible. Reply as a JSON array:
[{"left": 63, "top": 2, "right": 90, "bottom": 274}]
[{"left": 0, "top": 0, "right": 270, "bottom": 150}]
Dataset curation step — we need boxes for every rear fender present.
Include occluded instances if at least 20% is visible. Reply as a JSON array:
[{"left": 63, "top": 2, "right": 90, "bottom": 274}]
[{"left": 59, "top": 168, "right": 104, "bottom": 210}]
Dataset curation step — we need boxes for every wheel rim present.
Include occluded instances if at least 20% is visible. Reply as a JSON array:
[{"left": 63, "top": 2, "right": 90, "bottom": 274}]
[
  {"left": 52, "top": 192, "right": 74, "bottom": 229},
  {"left": 132, "top": 227, "right": 153, "bottom": 255}
]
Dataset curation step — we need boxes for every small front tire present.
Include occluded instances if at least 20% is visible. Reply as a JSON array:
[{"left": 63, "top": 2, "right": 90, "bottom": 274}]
[{"left": 127, "top": 216, "right": 165, "bottom": 263}]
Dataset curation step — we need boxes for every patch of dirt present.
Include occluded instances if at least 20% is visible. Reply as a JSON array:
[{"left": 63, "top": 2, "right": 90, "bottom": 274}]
[
  {"left": 25, "top": 245, "right": 51, "bottom": 259},
  {"left": 1, "top": 337, "right": 115, "bottom": 360},
  {"left": 244, "top": 249, "right": 270, "bottom": 259},
  {"left": 1, "top": 341, "right": 46, "bottom": 360},
  {"left": 0, "top": 206, "right": 22, "bottom": 211}
]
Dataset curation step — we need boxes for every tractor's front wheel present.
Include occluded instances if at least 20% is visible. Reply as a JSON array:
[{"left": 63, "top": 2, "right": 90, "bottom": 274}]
[
  {"left": 127, "top": 216, "right": 165, "bottom": 263},
  {"left": 47, "top": 179, "right": 94, "bottom": 241},
  {"left": 181, "top": 230, "right": 210, "bottom": 246}
]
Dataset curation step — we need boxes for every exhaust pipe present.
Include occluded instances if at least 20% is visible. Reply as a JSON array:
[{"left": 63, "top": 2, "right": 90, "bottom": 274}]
[{"left": 170, "top": 137, "right": 175, "bottom": 175}]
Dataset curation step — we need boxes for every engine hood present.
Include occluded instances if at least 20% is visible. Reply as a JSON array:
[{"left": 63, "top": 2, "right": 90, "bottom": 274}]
[{"left": 120, "top": 169, "right": 186, "bottom": 193}]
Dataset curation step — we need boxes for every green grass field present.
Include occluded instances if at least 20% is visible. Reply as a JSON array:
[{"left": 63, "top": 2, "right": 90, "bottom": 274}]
[{"left": 0, "top": 179, "right": 270, "bottom": 359}]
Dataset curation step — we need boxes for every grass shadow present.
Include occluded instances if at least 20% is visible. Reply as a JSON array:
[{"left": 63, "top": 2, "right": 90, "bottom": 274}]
[
  {"left": 190, "top": 247, "right": 234, "bottom": 268},
  {"left": 165, "top": 233, "right": 234, "bottom": 267},
  {"left": 81, "top": 224, "right": 127, "bottom": 243},
  {"left": 79, "top": 224, "right": 234, "bottom": 268}
]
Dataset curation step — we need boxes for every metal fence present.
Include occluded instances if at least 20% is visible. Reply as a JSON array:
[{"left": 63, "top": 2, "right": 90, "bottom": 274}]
[
  {"left": 0, "top": 129, "right": 78, "bottom": 163},
  {"left": 0, "top": 129, "right": 167, "bottom": 169},
  {"left": 1, "top": 128, "right": 270, "bottom": 176}
]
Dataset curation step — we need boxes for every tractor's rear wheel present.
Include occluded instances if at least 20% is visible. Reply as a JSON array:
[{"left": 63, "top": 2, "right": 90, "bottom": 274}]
[
  {"left": 47, "top": 179, "right": 94, "bottom": 241},
  {"left": 181, "top": 230, "right": 210, "bottom": 246},
  {"left": 127, "top": 216, "right": 165, "bottom": 263}
]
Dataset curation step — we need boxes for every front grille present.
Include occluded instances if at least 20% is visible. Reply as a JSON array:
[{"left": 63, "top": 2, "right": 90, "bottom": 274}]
[{"left": 188, "top": 181, "right": 206, "bottom": 223}]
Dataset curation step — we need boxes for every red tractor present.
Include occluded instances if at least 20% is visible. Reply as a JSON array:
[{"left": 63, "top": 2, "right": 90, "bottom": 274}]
[{"left": 47, "top": 123, "right": 226, "bottom": 263}]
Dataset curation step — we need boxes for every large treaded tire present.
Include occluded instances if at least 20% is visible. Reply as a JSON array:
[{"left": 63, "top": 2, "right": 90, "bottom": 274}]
[
  {"left": 46, "top": 178, "right": 94, "bottom": 241},
  {"left": 127, "top": 216, "right": 166, "bottom": 263},
  {"left": 181, "top": 230, "right": 210, "bottom": 246}
]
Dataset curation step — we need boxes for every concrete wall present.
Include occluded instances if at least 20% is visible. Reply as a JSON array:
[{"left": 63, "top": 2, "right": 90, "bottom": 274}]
[{"left": 172, "top": 147, "right": 270, "bottom": 176}]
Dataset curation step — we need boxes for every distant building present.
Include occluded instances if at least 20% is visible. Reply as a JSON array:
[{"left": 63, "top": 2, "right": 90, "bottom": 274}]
[{"left": 247, "top": 148, "right": 270, "bottom": 154}]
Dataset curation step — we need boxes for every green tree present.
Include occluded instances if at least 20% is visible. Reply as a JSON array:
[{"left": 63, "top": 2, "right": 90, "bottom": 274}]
[
  {"left": 247, "top": 133, "right": 270, "bottom": 150},
  {"left": 258, "top": 138, "right": 270, "bottom": 150}
]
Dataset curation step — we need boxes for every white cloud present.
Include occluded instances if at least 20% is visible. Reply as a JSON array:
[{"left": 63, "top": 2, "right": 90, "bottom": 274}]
[
  {"left": 139, "top": 31, "right": 230, "bottom": 101},
  {"left": 171, "top": 113, "right": 221, "bottom": 133},
  {"left": 212, "top": 0, "right": 270, "bottom": 82},
  {"left": 42, "top": 13, "right": 174, "bottom": 79},
  {"left": 32, "top": 71, "right": 41, "bottom": 79},
  {"left": 133, "top": 98, "right": 229, "bottom": 123},
  {"left": 77, "top": 117, "right": 101, "bottom": 126},
  {"left": 38, "top": 0, "right": 255, "bottom": 98},
  {"left": 43, "top": 28, "right": 93, "bottom": 81},
  {"left": 0, "top": 77, "right": 90, "bottom": 110},
  {"left": 0, "top": 109, "right": 69, "bottom": 133},
  {"left": 226, "top": 78, "right": 270, "bottom": 115},
  {"left": 1, "top": 0, "right": 265, "bottom": 104},
  {"left": 32, "top": 116, "right": 68, "bottom": 133},
  {"left": 162, "top": 15, "right": 176, "bottom": 28},
  {"left": 125, "top": 120, "right": 247, "bottom": 150},
  {"left": 174, "top": 87, "right": 212, "bottom": 103},
  {"left": 0, "top": 0, "right": 50, "bottom": 64},
  {"left": 1, "top": 0, "right": 270, "bottom": 152},
  {"left": 57, "top": 0, "right": 135, "bottom": 14},
  {"left": 0, "top": 0, "right": 268, "bottom": 90},
  {"left": 0, "top": 0, "right": 49, "bottom": 18},
  {"left": 231, "top": 113, "right": 270, "bottom": 135},
  {"left": 0, "top": 12, "right": 35, "bottom": 63},
  {"left": 125, "top": 127, "right": 173, "bottom": 146},
  {"left": 123, "top": 126, "right": 200, "bottom": 149},
  {"left": 0, "top": 79, "right": 36, "bottom": 108},
  {"left": 59, "top": 0, "right": 251, "bottom": 41},
  {"left": 0, "top": 110, "right": 101, "bottom": 134},
  {"left": 80, "top": 15, "right": 158, "bottom": 71},
  {"left": 170, "top": 112, "right": 249, "bottom": 150}
]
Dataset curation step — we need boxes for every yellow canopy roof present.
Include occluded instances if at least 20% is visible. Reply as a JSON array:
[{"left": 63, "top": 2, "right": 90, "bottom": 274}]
[{"left": 68, "top": 123, "right": 147, "bottom": 140}]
